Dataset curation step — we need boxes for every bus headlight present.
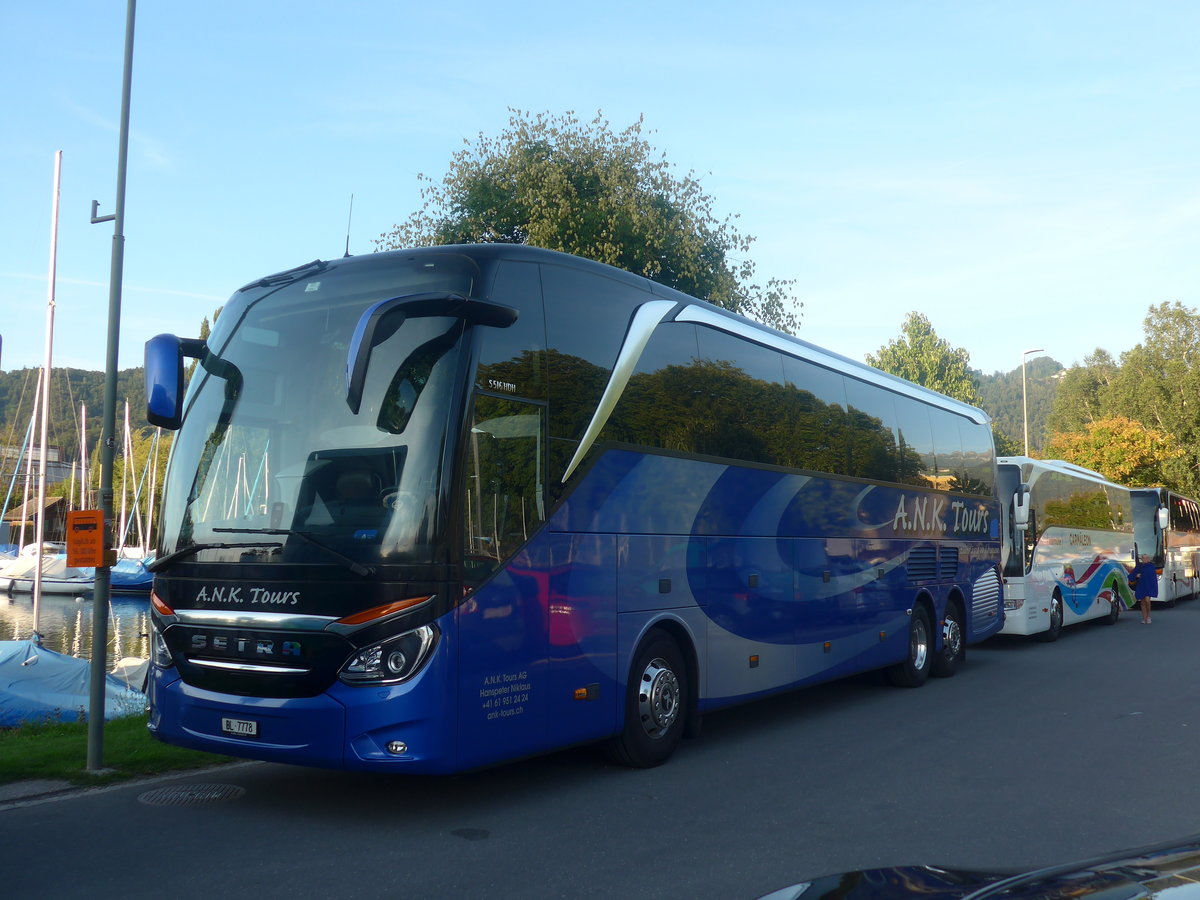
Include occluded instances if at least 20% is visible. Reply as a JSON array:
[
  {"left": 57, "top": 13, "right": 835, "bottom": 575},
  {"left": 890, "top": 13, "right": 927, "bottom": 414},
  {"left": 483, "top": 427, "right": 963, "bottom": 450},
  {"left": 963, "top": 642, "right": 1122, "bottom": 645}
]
[
  {"left": 339, "top": 624, "right": 437, "bottom": 685},
  {"left": 151, "top": 624, "right": 175, "bottom": 669}
]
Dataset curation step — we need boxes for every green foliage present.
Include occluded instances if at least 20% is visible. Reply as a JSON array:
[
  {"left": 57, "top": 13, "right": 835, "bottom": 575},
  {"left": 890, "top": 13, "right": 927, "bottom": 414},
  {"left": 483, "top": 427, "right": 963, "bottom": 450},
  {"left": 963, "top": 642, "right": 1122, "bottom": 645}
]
[
  {"left": 1045, "top": 302, "right": 1200, "bottom": 496},
  {"left": 377, "top": 109, "right": 802, "bottom": 334},
  {"left": 0, "top": 367, "right": 146, "bottom": 462},
  {"left": 977, "top": 355, "right": 1063, "bottom": 454},
  {"left": 1044, "top": 416, "right": 1182, "bottom": 487},
  {"left": 1044, "top": 350, "right": 1117, "bottom": 436},
  {"left": 991, "top": 426, "right": 1021, "bottom": 457},
  {"left": 867, "top": 312, "right": 982, "bottom": 406}
]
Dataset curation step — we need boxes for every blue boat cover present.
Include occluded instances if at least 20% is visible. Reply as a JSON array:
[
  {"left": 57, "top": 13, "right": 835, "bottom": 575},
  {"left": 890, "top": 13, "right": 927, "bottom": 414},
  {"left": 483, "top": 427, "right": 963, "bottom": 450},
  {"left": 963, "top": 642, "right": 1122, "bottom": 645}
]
[{"left": 0, "top": 640, "right": 144, "bottom": 727}]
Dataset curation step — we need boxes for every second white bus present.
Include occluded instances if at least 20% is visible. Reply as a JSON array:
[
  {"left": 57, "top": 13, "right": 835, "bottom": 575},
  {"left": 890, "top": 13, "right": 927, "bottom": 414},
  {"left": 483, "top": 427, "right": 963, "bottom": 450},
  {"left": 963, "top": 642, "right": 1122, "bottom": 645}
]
[{"left": 997, "top": 457, "right": 1135, "bottom": 640}]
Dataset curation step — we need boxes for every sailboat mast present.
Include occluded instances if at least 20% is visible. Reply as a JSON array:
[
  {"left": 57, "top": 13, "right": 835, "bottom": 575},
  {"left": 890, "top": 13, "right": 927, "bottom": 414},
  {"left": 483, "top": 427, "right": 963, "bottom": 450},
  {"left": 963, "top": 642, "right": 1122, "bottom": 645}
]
[
  {"left": 79, "top": 403, "right": 88, "bottom": 509},
  {"left": 32, "top": 149, "right": 63, "bottom": 638}
]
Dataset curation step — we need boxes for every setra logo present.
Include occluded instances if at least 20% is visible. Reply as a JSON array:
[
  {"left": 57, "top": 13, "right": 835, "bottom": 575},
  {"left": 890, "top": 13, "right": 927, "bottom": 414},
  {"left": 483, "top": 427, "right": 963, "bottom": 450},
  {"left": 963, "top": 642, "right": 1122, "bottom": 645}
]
[{"left": 190, "top": 633, "right": 303, "bottom": 659}]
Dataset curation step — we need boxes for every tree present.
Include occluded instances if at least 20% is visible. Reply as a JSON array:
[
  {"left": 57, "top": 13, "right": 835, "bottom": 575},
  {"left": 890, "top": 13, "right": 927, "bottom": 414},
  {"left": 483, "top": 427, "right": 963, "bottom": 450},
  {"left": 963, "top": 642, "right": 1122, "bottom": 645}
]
[
  {"left": 377, "top": 110, "right": 801, "bottom": 333},
  {"left": 1044, "top": 350, "right": 1119, "bottom": 437},
  {"left": 976, "top": 355, "right": 1063, "bottom": 454},
  {"left": 1044, "top": 303, "right": 1200, "bottom": 496},
  {"left": 867, "top": 312, "right": 982, "bottom": 406},
  {"left": 1043, "top": 416, "right": 1182, "bottom": 487}
]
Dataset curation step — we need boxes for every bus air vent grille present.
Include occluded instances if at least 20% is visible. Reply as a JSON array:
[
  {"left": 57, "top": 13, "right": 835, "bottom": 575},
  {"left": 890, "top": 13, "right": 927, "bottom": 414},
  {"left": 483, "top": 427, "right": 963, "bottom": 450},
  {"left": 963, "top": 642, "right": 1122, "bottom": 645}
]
[
  {"left": 939, "top": 547, "right": 960, "bottom": 579},
  {"left": 971, "top": 568, "right": 1002, "bottom": 626},
  {"left": 906, "top": 546, "right": 937, "bottom": 581}
]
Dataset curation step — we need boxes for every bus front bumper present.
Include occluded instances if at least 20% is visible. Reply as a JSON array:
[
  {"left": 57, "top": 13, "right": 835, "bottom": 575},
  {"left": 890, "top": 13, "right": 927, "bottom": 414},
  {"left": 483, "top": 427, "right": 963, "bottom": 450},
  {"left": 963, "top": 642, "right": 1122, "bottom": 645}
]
[{"left": 147, "top": 664, "right": 458, "bottom": 774}]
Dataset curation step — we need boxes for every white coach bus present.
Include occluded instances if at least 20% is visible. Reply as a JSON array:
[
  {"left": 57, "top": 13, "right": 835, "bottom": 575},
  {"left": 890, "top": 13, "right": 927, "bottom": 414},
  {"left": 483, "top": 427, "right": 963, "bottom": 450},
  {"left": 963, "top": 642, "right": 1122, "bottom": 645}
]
[{"left": 997, "top": 457, "right": 1135, "bottom": 640}]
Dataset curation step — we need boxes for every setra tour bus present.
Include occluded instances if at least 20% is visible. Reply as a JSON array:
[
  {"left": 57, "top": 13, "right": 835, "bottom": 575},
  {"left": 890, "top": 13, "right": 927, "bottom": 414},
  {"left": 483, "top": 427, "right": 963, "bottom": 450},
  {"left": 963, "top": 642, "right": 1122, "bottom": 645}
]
[
  {"left": 1130, "top": 487, "right": 1200, "bottom": 607},
  {"left": 997, "top": 456, "right": 1136, "bottom": 640},
  {"left": 143, "top": 244, "right": 1004, "bottom": 773}
]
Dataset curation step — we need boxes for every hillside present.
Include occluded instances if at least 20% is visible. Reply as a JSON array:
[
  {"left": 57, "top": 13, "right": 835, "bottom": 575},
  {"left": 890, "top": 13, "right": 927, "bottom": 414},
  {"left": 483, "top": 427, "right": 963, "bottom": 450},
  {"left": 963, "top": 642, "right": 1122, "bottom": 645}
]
[
  {"left": 0, "top": 367, "right": 147, "bottom": 462},
  {"left": 975, "top": 357, "right": 1063, "bottom": 454}
]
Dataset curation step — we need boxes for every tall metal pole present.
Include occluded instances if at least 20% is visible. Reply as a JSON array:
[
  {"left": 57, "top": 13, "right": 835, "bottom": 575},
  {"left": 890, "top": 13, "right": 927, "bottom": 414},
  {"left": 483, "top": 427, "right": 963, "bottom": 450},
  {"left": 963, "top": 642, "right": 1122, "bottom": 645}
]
[
  {"left": 1021, "top": 347, "right": 1043, "bottom": 457},
  {"left": 33, "top": 151, "right": 63, "bottom": 635},
  {"left": 88, "top": 0, "right": 136, "bottom": 772}
]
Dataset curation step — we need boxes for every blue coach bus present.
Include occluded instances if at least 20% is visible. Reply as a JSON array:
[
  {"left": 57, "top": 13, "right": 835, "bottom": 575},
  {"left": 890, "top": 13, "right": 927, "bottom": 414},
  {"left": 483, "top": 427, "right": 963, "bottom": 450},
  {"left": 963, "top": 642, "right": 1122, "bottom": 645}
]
[{"left": 143, "top": 244, "right": 1003, "bottom": 772}]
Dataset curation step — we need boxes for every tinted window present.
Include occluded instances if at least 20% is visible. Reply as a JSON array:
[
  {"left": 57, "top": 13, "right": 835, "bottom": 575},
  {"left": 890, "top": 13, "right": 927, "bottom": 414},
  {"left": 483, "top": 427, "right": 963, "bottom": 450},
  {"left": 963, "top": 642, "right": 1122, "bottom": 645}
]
[
  {"left": 843, "top": 378, "right": 899, "bottom": 482},
  {"left": 957, "top": 418, "right": 995, "bottom": 496},
  {"left": 893, "top": 395, "right": 936, "bottom": 488},
  {"left": 476, "top": 261, "right": 546, "bottom": 401},
  {"left": 542, "top": 263, "right": 649, "bottom": 483},
  {"left": 689, "top": 327, "right": 787, "bottom": 465},
  {"left": 606, "top": 323, "right": 701, "bottom": 451},
  {"left": 783, "top": 357, "right": 847, "bottom": 410},
  {"left": 929, "top": 409, "right": 963, "bottom": 490}
]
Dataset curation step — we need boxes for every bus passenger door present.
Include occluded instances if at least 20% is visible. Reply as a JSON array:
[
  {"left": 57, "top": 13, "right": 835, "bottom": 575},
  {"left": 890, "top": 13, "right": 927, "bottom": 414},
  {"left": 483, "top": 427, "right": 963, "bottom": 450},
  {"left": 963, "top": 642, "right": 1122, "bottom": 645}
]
[{"left": 456, "top": 395, "right": 551, "bottom": 768}]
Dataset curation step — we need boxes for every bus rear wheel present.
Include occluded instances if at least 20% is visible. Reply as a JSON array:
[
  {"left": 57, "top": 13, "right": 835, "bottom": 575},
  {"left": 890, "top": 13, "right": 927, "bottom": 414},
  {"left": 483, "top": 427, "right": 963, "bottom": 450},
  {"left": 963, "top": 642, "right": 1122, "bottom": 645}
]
[
  {"left": 607, "top": 630, "right": 688, "bottom": 768},
  {"left": 888, "top": 605, "right": 932, "bottom": 688},
  {"left": 931, "top": 602, "right": 964, "bottom": 678}
]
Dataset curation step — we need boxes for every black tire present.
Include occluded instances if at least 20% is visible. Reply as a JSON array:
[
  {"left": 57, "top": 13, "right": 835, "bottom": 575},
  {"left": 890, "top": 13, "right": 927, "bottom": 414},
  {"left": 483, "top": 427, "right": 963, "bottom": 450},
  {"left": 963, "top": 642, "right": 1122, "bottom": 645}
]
[
  {"left": 1101, "top": 594, "right": 1121, "bottom": 625},
  {"left": 1037, "top": 591, "right": 1064, "bottom": 642},
  {"left": 888, "top": 605, "right": 932, "bottom": 688},
  {"left": 931, "top": 602, "right": 965, "bottom": 678},
  {"left": 606, "top": 630, "right": 688, "bottom": 768}
]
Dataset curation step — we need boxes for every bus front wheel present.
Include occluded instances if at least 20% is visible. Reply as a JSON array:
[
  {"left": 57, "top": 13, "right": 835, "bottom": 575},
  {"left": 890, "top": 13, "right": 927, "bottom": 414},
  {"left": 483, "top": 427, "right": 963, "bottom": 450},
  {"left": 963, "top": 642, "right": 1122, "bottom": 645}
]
[
  {"left": 888, "top": 605, "right": 932, "bottom": 688},
  {"left": 1037, "top": 592, "right": 1063, "bottom": 642},
  {"left": 607, "top": 630, "right": 688, "bottom": 768}
]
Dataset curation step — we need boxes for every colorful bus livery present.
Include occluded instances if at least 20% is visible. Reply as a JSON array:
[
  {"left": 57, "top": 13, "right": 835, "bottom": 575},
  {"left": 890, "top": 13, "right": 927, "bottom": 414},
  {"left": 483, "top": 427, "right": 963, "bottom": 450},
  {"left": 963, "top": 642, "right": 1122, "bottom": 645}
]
[
  {"left": 145, "top": 245, "right": 1004, "bottom": 773},
  {"left": 998, "top": 457, "right": 1136, "bottom": 640}
]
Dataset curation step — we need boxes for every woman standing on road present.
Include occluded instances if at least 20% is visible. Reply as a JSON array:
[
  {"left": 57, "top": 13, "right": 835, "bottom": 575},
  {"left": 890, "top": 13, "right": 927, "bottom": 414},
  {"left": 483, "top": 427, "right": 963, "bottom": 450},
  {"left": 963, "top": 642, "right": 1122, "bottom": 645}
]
[{"left": 1130, "top": 554, "right": 1159, "bottom": 624}]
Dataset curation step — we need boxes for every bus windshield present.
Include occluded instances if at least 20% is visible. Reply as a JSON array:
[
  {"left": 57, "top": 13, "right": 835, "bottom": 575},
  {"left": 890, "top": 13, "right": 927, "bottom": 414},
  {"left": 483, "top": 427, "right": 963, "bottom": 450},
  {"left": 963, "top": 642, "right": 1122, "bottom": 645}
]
[{"left": 157, "top": 255, "right": 476, "bottom": 569}]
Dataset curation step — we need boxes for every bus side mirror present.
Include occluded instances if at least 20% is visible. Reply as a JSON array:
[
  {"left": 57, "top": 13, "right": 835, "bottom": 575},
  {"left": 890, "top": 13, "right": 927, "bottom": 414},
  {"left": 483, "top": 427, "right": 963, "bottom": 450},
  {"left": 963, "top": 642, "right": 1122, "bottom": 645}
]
[
  {"left": 1158, "top": 507, "right": 1170, "bottom": 530},
  {"left": 1013, "top": 484, "right": 1031, "bottom": 531},
  {"left": 145, "top": 334, "right": 205, "bottom": 430}
]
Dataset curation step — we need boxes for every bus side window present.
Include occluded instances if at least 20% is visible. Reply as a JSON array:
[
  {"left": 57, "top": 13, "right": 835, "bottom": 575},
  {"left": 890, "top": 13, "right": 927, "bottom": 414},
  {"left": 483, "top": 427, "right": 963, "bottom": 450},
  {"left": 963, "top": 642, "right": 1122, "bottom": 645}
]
[{"left": 478, "top": 261, "right": 547, "bottom": 401}]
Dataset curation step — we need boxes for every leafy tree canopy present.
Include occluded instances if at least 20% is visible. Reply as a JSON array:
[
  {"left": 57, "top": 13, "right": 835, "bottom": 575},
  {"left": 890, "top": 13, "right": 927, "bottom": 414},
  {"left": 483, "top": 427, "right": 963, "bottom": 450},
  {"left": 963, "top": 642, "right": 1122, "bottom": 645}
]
[
  {"left": 377, "top": 109, "right": 802, "bottom": 333},
  {"left": 867, "top": 312, "right": 982, "bottom": 406},
  {"left": 1045, "top": 302, "right": 1200, "bottom": 495},
  {"left": 1043, "top": 416, "right": 1183, "bottom": 487}
]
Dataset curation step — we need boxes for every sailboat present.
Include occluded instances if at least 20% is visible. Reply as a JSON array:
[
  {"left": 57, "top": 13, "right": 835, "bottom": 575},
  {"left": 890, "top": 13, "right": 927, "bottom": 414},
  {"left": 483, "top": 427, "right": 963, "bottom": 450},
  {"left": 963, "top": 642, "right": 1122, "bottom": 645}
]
[{"left": 0, "top": 152, "right": 143, "bottom": 725}]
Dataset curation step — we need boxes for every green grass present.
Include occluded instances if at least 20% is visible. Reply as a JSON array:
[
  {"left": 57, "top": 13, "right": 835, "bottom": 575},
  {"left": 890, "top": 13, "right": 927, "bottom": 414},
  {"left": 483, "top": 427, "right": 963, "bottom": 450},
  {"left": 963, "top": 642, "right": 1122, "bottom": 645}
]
[{"left": 0, "top": 714, "right": 234, "bottom": 787}]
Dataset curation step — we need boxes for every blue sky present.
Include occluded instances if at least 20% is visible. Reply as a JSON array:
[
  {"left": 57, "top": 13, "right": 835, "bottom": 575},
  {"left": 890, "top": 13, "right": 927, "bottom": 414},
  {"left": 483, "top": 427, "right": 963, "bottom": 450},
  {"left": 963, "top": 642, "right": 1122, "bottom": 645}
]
[{"left": 3, "top": 1, "right": 1199, "bottom": 379}]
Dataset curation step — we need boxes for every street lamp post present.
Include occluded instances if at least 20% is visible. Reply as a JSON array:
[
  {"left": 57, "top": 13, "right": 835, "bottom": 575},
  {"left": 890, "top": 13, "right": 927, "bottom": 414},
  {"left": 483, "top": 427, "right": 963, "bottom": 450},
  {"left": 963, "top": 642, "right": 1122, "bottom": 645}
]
[{"left": 1022, "top": 348, "right": 1044, "bottom": 457}]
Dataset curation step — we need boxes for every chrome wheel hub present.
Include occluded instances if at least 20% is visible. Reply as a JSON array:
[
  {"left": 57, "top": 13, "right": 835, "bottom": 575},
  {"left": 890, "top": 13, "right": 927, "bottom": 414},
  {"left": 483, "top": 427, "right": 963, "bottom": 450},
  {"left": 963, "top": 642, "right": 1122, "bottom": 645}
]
[
  {"left": 911, "top": 616, "right": 929, "bottom": 670},
  {"left": 638, "top": 657, "right": 680, "bottom": 739},
  {"left": 942, "top": 616, "right": 962, "bottom": 659}
]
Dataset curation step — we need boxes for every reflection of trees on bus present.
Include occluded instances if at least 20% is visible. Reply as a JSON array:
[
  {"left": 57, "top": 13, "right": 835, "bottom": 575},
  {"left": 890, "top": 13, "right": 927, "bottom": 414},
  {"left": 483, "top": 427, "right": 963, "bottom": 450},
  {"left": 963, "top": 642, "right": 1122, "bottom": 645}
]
[
  {"left": 466, "top": 330, "right": 994, "bottom": 584},
  {"left": 1043, "top": 492, "right": 1117, "bottom": 530}
]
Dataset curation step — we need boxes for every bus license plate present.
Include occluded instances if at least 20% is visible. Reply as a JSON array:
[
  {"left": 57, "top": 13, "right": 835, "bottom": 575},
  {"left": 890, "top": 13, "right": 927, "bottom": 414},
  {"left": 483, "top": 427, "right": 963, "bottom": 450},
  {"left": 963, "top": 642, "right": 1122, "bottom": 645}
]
[{"left": 221, "top": 717, "right": 258, "bottom": 737}]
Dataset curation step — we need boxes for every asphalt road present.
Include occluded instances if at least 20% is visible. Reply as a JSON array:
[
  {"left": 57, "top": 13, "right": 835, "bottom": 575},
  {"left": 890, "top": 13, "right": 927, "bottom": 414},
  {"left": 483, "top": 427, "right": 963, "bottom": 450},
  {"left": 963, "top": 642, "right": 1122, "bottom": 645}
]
[{"left": 4, "top": 600, "right": 1199, "bottom": 899}]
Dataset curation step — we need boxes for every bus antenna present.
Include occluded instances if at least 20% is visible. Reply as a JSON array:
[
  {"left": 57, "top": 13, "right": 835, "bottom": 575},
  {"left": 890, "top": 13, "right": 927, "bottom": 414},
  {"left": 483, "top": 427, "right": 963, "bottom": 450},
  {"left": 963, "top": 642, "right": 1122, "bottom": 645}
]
[{"left": 344, "top": 193, "right": 355, "bottom": 258}]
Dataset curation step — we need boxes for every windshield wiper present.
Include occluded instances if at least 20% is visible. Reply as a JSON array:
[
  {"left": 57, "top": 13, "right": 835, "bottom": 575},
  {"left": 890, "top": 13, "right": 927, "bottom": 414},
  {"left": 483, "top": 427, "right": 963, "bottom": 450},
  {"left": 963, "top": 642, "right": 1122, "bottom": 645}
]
[
  {"left": 236, "top": 259, "right": 328, "bottom": 293},
  {"left": 149, "top": 540, "right": 284, "bottom": 572},
  {"left": 213, "top": 527, "right": 374, "bottom": 577}
]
